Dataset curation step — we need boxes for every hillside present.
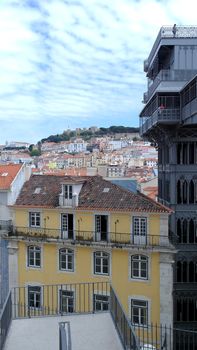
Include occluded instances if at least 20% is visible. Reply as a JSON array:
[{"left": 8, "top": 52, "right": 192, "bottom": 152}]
[{"left": 41, "top": 126, "right": 139, "bottom": 143}]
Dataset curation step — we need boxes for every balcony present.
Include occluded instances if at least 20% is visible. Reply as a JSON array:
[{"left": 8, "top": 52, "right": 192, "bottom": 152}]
[
  {"left": 140, "top": 108, "right": 180, "bottom": 136},
  {"left": 144, "top": 69, "right": 197, "bottom": 103},
  {"left": 59, "top": 194, "right": 78, "bottom": 208},
  {"left": 7, "top": 226, "right": 175, "bottom": 250}
]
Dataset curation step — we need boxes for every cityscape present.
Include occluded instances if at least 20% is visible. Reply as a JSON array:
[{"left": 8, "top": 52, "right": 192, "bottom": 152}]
[{"left": 1, "top": 4, "right": 197, "bottom": 350}]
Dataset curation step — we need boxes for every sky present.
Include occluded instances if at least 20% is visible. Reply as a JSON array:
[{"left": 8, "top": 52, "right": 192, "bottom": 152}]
[{"left": 0, "top": 0, "right": 196, "bottom": 144}]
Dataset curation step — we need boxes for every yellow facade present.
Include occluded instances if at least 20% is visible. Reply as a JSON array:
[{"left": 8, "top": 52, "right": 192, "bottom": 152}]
[{"left": 13, "top": 206, "right": 164, "bottom": 325}]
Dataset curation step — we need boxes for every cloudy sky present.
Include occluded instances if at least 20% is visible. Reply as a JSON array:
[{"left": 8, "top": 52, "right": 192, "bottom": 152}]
[{"left": 0, "top": 0, "right": 196, "bottom": 143}]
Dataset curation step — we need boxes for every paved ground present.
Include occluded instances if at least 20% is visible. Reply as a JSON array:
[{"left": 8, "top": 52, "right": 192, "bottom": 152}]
[{"left": 4, "top": 313, "right": 123, "bottom": 350}]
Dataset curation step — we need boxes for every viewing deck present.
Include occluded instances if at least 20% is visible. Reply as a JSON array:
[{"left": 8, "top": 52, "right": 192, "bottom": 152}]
[
  {"left": 145, "top": 26, "right": 197, "bottom": 69},
  {"left": 140, "top": 108, "right": 180, "bottom": 136}
]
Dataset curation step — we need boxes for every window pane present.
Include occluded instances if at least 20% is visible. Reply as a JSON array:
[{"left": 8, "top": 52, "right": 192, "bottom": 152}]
[
  {"left": 141, "top": 308, "right": 147, "bottom": 325},
  {"left": 103, "top": 265, "right": 108, "bottom": 274},
  {"left": 69, "top": 186, "right": 73, "bottom": 199}
]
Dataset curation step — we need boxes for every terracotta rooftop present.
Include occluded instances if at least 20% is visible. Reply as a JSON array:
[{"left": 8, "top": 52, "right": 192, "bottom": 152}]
[
  {"left": 14, "top": 174, "right": 171, "bottom": 213},
  {"left": 0, "top": 164, "right": 23, "bottom": 190}
]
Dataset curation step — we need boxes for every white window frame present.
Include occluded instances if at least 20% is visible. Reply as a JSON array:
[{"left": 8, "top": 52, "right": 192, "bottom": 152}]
[
  {"left": 59, "top": 248, "right": 74, "bottom": 272},
  {"left": 93, "top": 251, "right": 110, "bottom": 276},
  {"left": 61, "top": 214, "right": 68, "bottom": 233},
  {"left": 28, "top": 285, "right": 42, "bottom": 309},
  {"left": 94, "top": 214, "right": 109, "bottom": 242},
  {"left": 27, "top": 245, "right": 41, "bottom": 268},
  {"left": 29, "top": 212, "right": 41, "bottom": 228},
  {"left": 130, "top": 255, "right": 148, "bottom": 280},
  {"left": 133, "top": 217, "right": 147, "bottom": 236},
  {"left": 64, "top": 185, "right": 73, "bottom": 199},
  {"left": 93, "top": 293, "right": 110, "bottom": 312},
  {"left": 59, "top": 289, "right": 75, "bottom": 313},
  {"left": 130, "top": 297, "right": 149, "bottom": 326},
  {"left": 60, "top": 213, "right": 75, "bottom": 240}
]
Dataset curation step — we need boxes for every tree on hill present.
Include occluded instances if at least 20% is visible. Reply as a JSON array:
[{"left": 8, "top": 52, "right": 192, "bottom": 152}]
[{"left": 30, "top": 149, "right": 41, "bottom": 157}]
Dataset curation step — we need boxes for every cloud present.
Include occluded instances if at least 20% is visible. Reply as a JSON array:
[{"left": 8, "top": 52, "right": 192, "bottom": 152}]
[{"left": 0, "top": 0, "right": 195, "bottom": 142}]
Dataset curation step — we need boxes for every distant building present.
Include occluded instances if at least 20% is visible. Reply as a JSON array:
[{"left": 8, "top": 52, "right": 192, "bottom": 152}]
[
  {"left": 67, "top": 140, "right": 87, "bottom": 153},
  {"left": 5, "top": 141, "right": 30, "bottom": 149},
  {"left": 144, "top": 158, "right": 158, "bottom": 167},
  {"left": 139, "top": 177, "right": 158, "bottom": 201},
  {"left": 108, "top": 140, "right": 128, "bottom": 151},
  {"left": 107, "top": 165, "right": 125, "bottom": 177},
  {"left": 0, "top": 163, "right": 31, "bottom": 221}
]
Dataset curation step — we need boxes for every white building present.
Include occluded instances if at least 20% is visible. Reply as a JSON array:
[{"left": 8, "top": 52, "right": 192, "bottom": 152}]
[
  {"left": 0, "top": 163, "right": 31, "bottom": 221},
  {"left": 67, "top": 140, "right": 87, "bottom": 153}
]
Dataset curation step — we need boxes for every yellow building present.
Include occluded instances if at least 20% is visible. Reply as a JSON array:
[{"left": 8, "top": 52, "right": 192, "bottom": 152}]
[{"left": 7, "top": 174, "right": 175, "bottom": 328}]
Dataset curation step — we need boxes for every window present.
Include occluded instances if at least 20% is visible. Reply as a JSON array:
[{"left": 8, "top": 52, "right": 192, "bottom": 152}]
[
  {"left": 94, "top": 251, "right": 109, "bottom": 275},
  {"left": 61, "top": 214, "right": 74, "bottom": 239},
  {"left": 28, "top": 286, "right": 41, "bottom": 309},
  {"left": 29, "top": 212, "right": 40, "bottom": 227},
  {"left": 59, "top": 248, "right": 74, "bottom": 271},
  {"left": 95, "top": 215, "right": 108, "bottom": 241},
  {"left": 131, "top": 299, "right": 148, "bottom": 326},
  {"left": 131, "top": 255, "right": 148, "bottom": 280},
  {"left": 94, "top": 294, "right": 109, "bottom": 311},
  {"left": 64, "top": 185, "right": 73, "bottom": 199},
  {"left": 133, "top": 217, "right": 147, "bottom": 236},
  {"left": 59, "top": 290, "right": 74, "bottom": 313},
  {"left": 27, "top": 246, "right": 41, "bottom": 268}
]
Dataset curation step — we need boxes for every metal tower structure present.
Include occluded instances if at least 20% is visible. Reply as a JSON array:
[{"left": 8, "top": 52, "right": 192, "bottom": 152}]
[{"left": 140, "top": 25, "right": 197, "bottom": 332}]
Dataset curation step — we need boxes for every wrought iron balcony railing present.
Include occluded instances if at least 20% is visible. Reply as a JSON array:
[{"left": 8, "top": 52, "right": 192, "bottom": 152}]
[
  {"left": 8, "top": 226, "right": 175, "bottom": 249},
  {"left": 59, "top": 194, "right": 79, "bottom": 208}
]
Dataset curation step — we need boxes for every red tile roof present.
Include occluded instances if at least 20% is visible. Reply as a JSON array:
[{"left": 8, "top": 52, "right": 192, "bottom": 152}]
[
  {"left": 0, "top": 164, "right": 23, "bottom": 190},
  {"left": 14, "top": 174, "right": 171, "bottom": 213}
]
